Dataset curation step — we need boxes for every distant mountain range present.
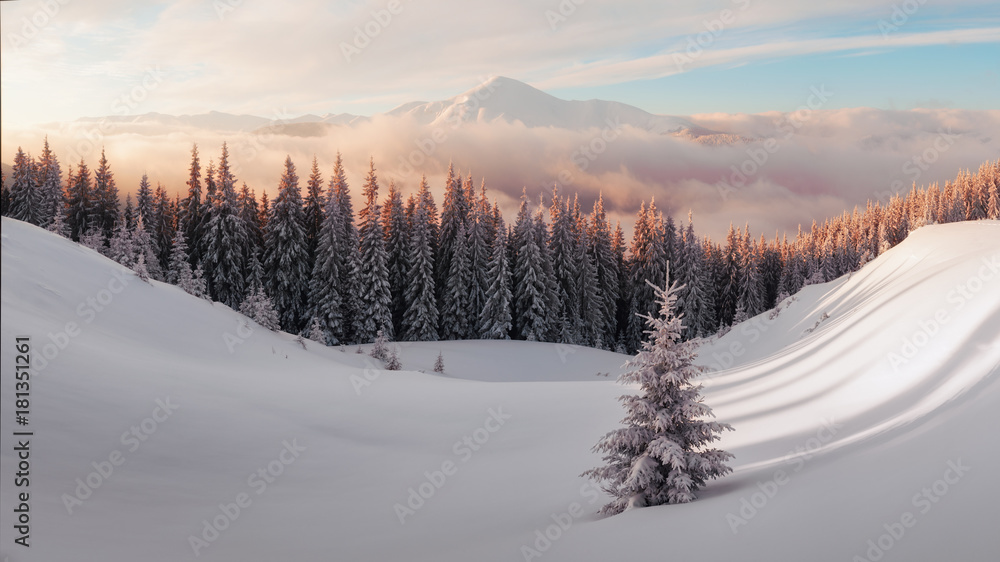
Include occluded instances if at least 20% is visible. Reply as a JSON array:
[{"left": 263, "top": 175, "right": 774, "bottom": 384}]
[{"left": 75, "top": 76, "right": 733, "bottom": 141}]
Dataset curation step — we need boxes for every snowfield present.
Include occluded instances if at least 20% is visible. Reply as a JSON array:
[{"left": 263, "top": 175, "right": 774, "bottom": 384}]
[{"left": 2, "top": 217, "right": 999, "bottom": 562}]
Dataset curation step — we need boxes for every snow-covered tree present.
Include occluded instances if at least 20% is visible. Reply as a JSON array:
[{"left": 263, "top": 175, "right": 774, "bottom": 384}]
[
  {"left": 203, "top": 144, "right": 248, "bottom": 308},
  {"left": 382, "top": 180, "right": 409, "bottom": 334},
  {"left": 132, "top": 214, "right": 163, "bottom": 280},
  {"left": 180, "top": 144, "right": 204, "bottom": 267},
  {"left": 582, "top": 279, "right": 733, "bottom": 514},
  {"left": 264, "top": 156, "right": 310, "bottom": 331},
  {"left": 401, "top": 176, "right": 439, "bottom": 341},
  {"left": 589, "top": 194, "right": 620, "bottom": 347},
  {"left": 370, "top": 328, "right": 390, "bottom": 362},
  {"left": 8, "top": 147, "right": 39, "bottom": 225},
  {"left": 433, "top": 351, "right": 445, "bottom": 373},
  {"left": 37, "top": 137, "right": 63, "bottom": 227},
  {"left": 93, "top": 149, "right": 120, "bottom": 237},
  {"left": 240, "top": 286, "right": 281, "bottom": 331},
  {"left": 352, "top": 158, "right": 393, "bottom": 342},
  {"left": 440, "top": 221, "right": 473, "bottom": 340},
  {"left": 479, "top": 225, "right": 512, "bottom": 339},
  {"left": 168, "top": 229, "right": 207, "bottom": 298},
  {"left": 303, "top": 156, "right": 325, "bottom": 271},
  {"left": 512, "top": 192, "right": 549, "bottom": 341},
  {"left": 306, "top": 316, "right": 326, "bottom": 344},
  {"left": 308, "top": 177, "right": 348, "bottom": 345}
]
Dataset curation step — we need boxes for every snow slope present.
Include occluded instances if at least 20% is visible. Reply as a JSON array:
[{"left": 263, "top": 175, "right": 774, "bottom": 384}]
[{"left": 1, "top": 218, "right": 998, "bottom": 562}]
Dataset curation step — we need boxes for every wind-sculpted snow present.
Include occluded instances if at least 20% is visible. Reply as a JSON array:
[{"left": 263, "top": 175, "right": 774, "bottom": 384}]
[{"left": 1, "top": 218, "right": 998, "bottom": 561}]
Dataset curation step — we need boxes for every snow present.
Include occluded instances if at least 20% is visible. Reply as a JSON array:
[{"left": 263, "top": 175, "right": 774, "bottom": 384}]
[{"left": 1, "top": 217, "right": 999, "bottom": 561}]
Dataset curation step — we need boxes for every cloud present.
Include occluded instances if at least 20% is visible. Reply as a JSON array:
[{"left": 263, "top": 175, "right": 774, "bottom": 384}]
[{"left": 3, "top": 106, "right": 996, "bottom": 242}]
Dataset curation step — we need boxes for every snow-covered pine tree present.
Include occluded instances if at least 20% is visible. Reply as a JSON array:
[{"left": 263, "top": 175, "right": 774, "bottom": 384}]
[
  {"left": 575, "top": 204, "right": 603, "bottom": 347},
  {"left": 37, "top": 137, "right": 63, "bottom": 228},
  {"left": 303, "top": 156, "right": 325, "bottom": 272},
  {"left": 132, "top": 214, "right": 163, "bottom": 280},
  {"left": 533, "top": 201, "right": 562, "bottom": 342},
  {"left": 66, "top": 160, "right": 94, "bottom": 241},
  {"left": 153, "top": 184, "right": 175, "bottom": 272},
  {"left": 370, "top": 328, "right": 390, "bottom": 361},
  {"left": 382, "top": 180, "right": 409, "bottom": 335},
  {"left": 93, "top": 149, "right": 120, "bottom": 238},
  {"left": 385, "top": 346, "right": 401, "bottom": 371},
  {"left": 512, "top": 192, "right": 549, "bottom": 341},
  {"left": 401, "top": 176, "right": 439, "bottom": 342},
  {"left": 308, "top": 181, "right": 347, "bottom": 346},
  {"left": 480, "top": 225, "right": 512, "bottom": 339},
  {"left": 134, "top": 253, "right": 151, "bottom": 283},
  {"left": 238, "top": 182, "right": 263, "bottom": 279},
  {"left": 306, "top": 316, "right": 326, "bottom": 344},
  {"left": 433, "top": 351, "right": 445, "bottom": 373},
  {"left": 466, "top": 192, "right": 491, "bottom": 331},
  {"left": 625, "top": 201, "right": 667, "bottom": 351},
  {"left": 582, "top": 279, "right": 733, "bottom": 514},
  {"left": 549, "top": 188, "right": 581, "bottom": 343},
  {"left": 589, "top": 194, "right": 620, "bottom": 348},
  {"left": 263, "top": 156, "right": 310, "bottom": 332},
  {"left": 735, "top": 226, "right": 764, "bottom": 319},
  {"left": 108, "top": 221, "right": 136, "bottom": 267},
  {"left": 353, "top": 158, "right": 393, "bottom": 342},
  {"left": 203, "top": 145, "right": 248, "bottom": 308},
  {"left": 136, "top": 173, "right": 154, "bottom": 234},
  {"left": 180, "top": 144, "right": 204, "bottom": 267},
  {"left": 239, "top": 286, "right": 281, "bottom": 331},
  {"left": 8, "top": 147, "right": 39, "bottom": 225},
  {"left": 440, "top": 221, "right": 473, "bottom": 340},
  {"left": 168, "top": 229, "right": 207, "bottom": 298},
  {"left": 437, "top": 163, "right": 470, "bottom": 307},
  {"left": 330, "top": 152, "right": 361, "bottom": 343}
]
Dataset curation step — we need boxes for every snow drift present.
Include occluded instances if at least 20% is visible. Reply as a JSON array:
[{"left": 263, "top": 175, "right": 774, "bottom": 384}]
[{"left": 1, "top": 217, "right": 998, "bottom": 561}]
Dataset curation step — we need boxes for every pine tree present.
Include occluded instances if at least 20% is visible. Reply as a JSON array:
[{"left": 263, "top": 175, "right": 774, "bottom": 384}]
[
  {"left": 37, "top": 137, "right": 63, "bottom": 227},
  {"left": 66, "top": 160, "right": 94, "bottom": 241},
  {"left": 625, "top": 201, "right": 667, "bottom": 351},
  {"left": 433, "top": 351, "right": 445, "bottom": 373},
  {"left": 582, "top": 280, "right": 733, "bottom": 514},
  {"left": 401, "top": 176, "right": 439, "bottom": 342},
  {"left": 480, "top": 225, "right": 512, "bottom": 339},
  {"left": 8, "top": 147, "right": 39, "bottom": 225},
  {"left": 440, "top": 221, "right": 473, "bottom": 339},
  {"left": 108, "top": 221, "right": 136, "bottom": 267},
  {"left": 549, "top": 188, "right": 581, "bottom": 343},
  {"left": 168, "top": 229, "right": 207, "bottom": 298},
  {"left": 512, "top": 192, "right": 549, "bottom": 341},
  {"left": 238, "top": 182, "right": 263, "bottom": 284},
  {"left": 330, "top": 152, "right": 361, "bottom": 342},
  {"left": 370, "top": 328, "right": 390, "bottom": 361},
  {"left": 263, "top": 156, "right": 310, "bottom": 332},
  {"left": 136, "top": 173, "right": 154, "bottom": 234},
  {"left": 303, "top": 156, "right": 325, "bottom": 271},
  {"left": 93, "top": 149, "right": 119, "bottom": 237},
  {"left": 589, "top": 194, "right": 620, "bottom": 348},
  {"left": 382, "top": 180, "right": 409, "bottom": 334},
  {"left": 152, "top": 183, "right": 175, "bottom": 272},
  {"left": 180, "top": 144, "right": 204, "bottom": 267},
  {"left": 240, "top": 287, "right": 281, "bottom": 331},
  {"left": 1, "top": 170, "right": 11, "bottom": 216},
  {"left": 575, "top": 205, "right": 603, "bottom": 347},
  {"left": 466, "top": 184, "right": 491, "bottom": 329},
  {"left": 204, "top": 145, "right": 248, "bottom": 308},
  {"left": 437, "top": 163, "right": 470, "bottom": 308},
  {"left": 132, "top": 214, "right": 163, "bottom": 280},
  {"left": 353, "top": 158, "right": 393, "bottom": 342},
  {"left": 308, "top": 174, "right": 348, "bottom": 345},
  {"left": 306, "top": 316, "right": 326, "bottom": 345}
]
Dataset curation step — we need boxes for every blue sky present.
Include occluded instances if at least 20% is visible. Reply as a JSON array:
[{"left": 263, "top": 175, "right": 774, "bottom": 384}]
[{"left": 1, "top": 0, "right": 998, "bottom": 125}]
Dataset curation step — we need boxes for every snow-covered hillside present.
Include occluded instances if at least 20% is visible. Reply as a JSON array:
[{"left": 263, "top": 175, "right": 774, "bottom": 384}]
[{"left": 1, "top": 218, "right": 998, "bottom": 561}]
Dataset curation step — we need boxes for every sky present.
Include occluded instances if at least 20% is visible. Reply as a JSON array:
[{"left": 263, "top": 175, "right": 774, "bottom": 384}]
[{"left": 1, "top": 0, "right": 999, "bottom": 239}]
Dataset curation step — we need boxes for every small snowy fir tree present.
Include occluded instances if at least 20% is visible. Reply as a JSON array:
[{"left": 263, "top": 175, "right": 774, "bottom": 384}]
[
  {"left": 80, "top": 225, "right": 106, "bottom": 253},
  {"left": 433, "top": 351, "right": 445, "bottom": 373},
  {"left": 583, "top": 279, "right": 733, "bottom": 514},
  {"left": 306, "top": 316, "right": 326, "bottom": 345},
  {"left": 134, "top": 253, "right": 151, "bottom": 283},
  {"left": 385, "top": 346, "right": 401, "bottom": 371},
  {"left": 239, "top": 286, "right": 281, "bottom": 331},
  {"left": 370, "top": 328, "right": 390, "bottom": 362}
]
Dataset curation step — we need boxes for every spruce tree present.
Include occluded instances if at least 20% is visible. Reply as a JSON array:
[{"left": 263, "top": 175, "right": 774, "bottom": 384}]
[
  {"left": 93, "top": 149, "right": 119, "bottom": 237},
  {"left": 549, "top": 188, "right": 581, "bottom": 343},
  {"left": 180, "top": 144, "right": 204, "bottom": 267},
  {"left": 240, "top": 287, "right": 281, "bottom": 331},
  {"left": 304, "top": 156, "right": 325, "bottom": 270},
  {"left": 66, "top": 160, "right": 94, "bottom": 241},
  {"left": 512, "top": 193, "right": 549, "bottom": 341},
  {"left": 353, "top": 158, "right": 393, "bottom": 342},
  {"left": 330, "top": 152, "right": 361, "bottom": 342},
  {"left": 204, "top": 145, "right": 247, "bottom": 308},
  {"left": 440, "top": 221, "right": 473, "bottom": 339},
  {"left": 309, "top": 177, "right": 348, "bottom": 345},
  {"left": 589, "top": 194, "right": 620, "bottom": 347},
  {"left": 8, "top": 147, "right": 39, "bottom": 225},
  {"left": 37, "top": 137, "right": 63, "bottom": 227},
  {"left": 263, "top": 156, "right": 310, "bottom": 332},
  {"left": 382, "top": 180, "right": 409, "bottom": 334},
  {"left": 583, "top": 280, "right": 733, "bottom": 514},
  {"left": 401, "top": 176, "right": 439, "bottom": 342},
  {"left": 480, "top": 226, "right": 512, "bottom": 339},
  {"left": 168, "top": 229, "right": 208, "bottom": 298}
]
